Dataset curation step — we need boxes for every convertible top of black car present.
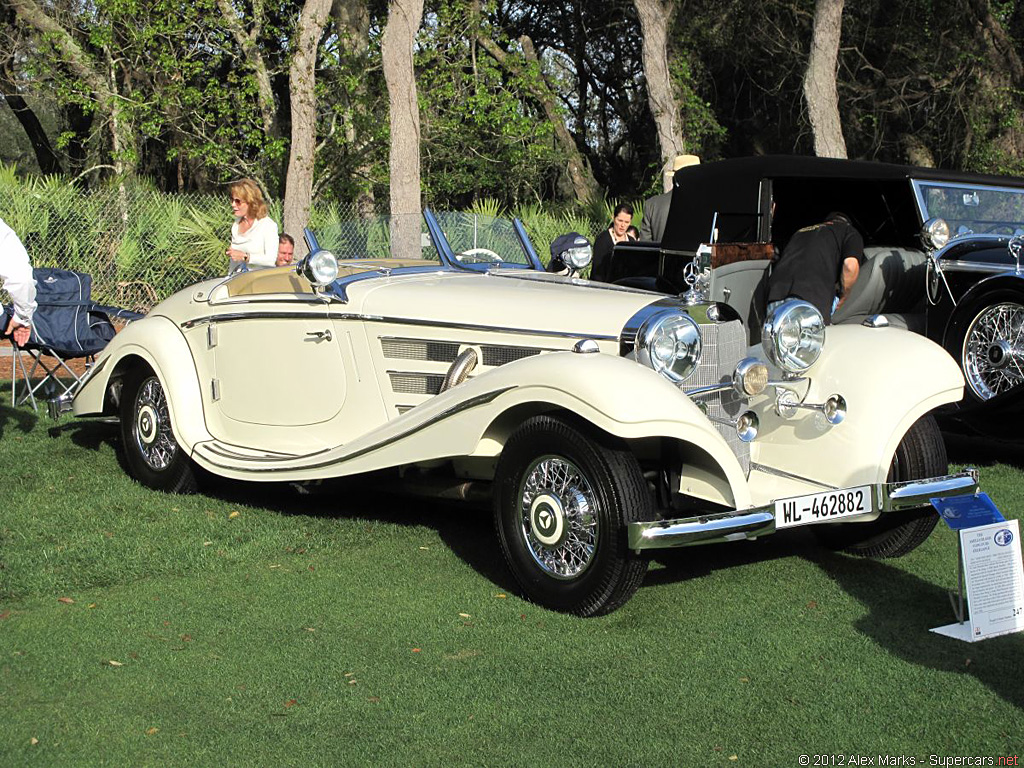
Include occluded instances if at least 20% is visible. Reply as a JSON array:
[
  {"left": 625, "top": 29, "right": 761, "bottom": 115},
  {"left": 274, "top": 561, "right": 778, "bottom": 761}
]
[{"left": 662, "top": 155, "right": 1024, "bottom": 254}]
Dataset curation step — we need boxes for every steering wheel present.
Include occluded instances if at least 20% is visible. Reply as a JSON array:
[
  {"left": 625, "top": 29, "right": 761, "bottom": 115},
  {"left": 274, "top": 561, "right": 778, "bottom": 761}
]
[{"left": 455, "top": 247, "right": 503, "bottom": 263}]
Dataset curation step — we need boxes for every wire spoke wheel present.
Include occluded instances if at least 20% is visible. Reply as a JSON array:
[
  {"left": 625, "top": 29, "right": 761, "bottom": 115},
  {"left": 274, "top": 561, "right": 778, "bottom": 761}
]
[
  {"left": 494, "top": 415, "right": 653, "bottom": 616},
  {"left": 518, "top": 456, "right": 599, "bottom": 580},
  {"left": 132, "top": 376, "right": 178, "bottom": 471},
  {"left": 119, "top": 366, "right": 199, "bottom": 493},
  {"left": 962, "top": 301, "right": 1024, "bottom": 400}
]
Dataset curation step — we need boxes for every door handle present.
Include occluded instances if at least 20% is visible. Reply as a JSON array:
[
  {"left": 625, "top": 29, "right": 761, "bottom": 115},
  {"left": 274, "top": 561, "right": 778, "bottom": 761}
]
[{"left": 306, "top": 330, "right": 333, "bottom": 342}]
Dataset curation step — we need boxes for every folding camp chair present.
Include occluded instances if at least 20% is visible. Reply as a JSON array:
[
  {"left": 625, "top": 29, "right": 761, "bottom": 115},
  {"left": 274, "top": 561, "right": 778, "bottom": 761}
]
[{"left": 3, "top": 267, "right": 144, "bottom": 410}]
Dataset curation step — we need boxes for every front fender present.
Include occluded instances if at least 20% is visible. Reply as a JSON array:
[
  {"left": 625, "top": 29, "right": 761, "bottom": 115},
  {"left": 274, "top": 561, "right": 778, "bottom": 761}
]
[
  {"left": 72, "top": 315, "right": 211, "bottom": 451},
  {"left": 942, "top": 271, "right": 1024, "bottom": 348},
  {"left": 748, "top": 324, "right": 963, "bottom": 503},
  {"left": 194, "top": 350, "right": 751, "bottom": 508}
]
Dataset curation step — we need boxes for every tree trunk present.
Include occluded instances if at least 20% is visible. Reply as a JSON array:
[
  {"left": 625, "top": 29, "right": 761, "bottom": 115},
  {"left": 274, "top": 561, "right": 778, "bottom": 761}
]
[
  {"left": 215, "top": 0, "right": 278, "bottom": 138},
  {"left": 282, "top": 0, "right": 333, "bottom": 257},
  {"left": 964, "top": 0, "right": 1024, "bottom": 163},
  {"left": 634, "top": 0, "right": 686, "bottom": 191},
  {"left": 381, "top": 0, "right": 424, "bottom": 257},
  {"left": 803, "top": 0, "right": 847, "bottom": 158},
  {"left": 1, "top": 91, "right": 62, "bottom": 175},
  {"left": 474, "top": 30, "right": 599, "bottom": 204},
  {"left": 331, "top": 0, "right": 375, "bottom": 217},
  {"left": 8, "top": 0, "right": 134, "bottom": 178}
]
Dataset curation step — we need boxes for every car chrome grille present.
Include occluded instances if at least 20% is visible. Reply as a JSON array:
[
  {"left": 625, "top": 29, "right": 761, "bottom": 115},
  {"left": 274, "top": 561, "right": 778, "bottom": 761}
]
[
  {"left": 381, "top": 337, "right": 543, "bottom": 366},
  {"left": 381, "top": 338, "right": 461, "bottom": 362},
  {"left": 389, "top": 372, "right": 446, "bottom": 395},
  {"left": 688, "top": 318, "right": 750, "bottom": 475}
]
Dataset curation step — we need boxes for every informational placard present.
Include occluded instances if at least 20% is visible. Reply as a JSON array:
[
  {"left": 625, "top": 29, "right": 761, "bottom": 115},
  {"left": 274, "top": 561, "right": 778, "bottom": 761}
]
[
  {"left": 961, "top": 519, "right": 1024, "bottom": 640},
  {"left": 931, "top": 516, "right": 1024, "bottom": 642}
]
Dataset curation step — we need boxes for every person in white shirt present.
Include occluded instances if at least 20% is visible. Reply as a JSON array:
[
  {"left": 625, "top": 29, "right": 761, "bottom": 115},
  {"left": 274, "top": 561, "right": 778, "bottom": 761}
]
[
  {"left": 0, "top": 216, "right": 37, "bottom": 347},
  {"left": 226, "top": 178, "right": 279, "bottom": 272}
]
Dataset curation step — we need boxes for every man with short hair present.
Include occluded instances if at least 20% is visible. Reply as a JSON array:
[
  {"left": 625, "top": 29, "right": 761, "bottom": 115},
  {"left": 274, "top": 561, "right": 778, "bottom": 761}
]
[
  {"left": 276, "top": 233, "right": 295, "bottom": 267},
  {"left": 0, "top": 217, "right": 37, "bottom": 347},
  {"left": 766, "top": 212, "right": 864, "bottom": 323}
]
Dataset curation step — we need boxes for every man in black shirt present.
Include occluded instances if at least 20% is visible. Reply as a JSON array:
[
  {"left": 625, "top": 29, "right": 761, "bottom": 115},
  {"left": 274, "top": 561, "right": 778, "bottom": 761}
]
[{"left": 766, "top": 212, "right": 865, "bottom": 323}]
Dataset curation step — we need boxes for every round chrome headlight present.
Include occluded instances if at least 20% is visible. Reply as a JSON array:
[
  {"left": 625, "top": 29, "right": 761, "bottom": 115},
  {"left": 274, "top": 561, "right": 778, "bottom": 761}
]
[
  {"left": 301, "top": 249, "right": 339, "bottom": 287},
  {"left": 921, "top": 217, "right": 950, "bottom": 251},
  {"left": 636, "top": 311, "right": 702, "bottom": 383},
  {"left": 563, "top": 237, "right": 593, "bottom": 270},
  {"left": 762, "top": 300, "right": 825, "bottom": 373}
]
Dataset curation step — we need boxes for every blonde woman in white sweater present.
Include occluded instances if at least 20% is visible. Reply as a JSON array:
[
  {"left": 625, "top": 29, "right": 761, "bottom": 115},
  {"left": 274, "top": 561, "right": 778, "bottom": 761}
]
[{"left": 226, "top": 178, "right": 279, "bottom": 272}]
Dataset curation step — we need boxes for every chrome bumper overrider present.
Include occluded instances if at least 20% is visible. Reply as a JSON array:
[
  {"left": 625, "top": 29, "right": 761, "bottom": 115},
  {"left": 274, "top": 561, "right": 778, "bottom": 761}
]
[
  {"left": 627, "top": 469, "right": 979, "bottom": 552},
  {"left": 47, "top": 392, "right": 75, "bottom": 420}
]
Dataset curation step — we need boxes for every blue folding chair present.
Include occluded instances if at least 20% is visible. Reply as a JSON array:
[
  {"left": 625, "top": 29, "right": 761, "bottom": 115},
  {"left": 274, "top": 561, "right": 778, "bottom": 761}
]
[{"left": 3, "top": 267, "right": 144, "bottom": 410}]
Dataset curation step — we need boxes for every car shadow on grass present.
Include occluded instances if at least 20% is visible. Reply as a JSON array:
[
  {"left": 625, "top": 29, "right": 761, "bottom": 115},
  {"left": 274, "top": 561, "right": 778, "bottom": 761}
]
[
  {"left": 196, "top": 473, "right": 521, "bottom": 594},
  {"left": 943, "top": 430, "right": 1024, "bottom": 470},
  {"left": 643, "top": 526, "right": 822, "bottom": 586},
  {"left": 0, "top": 401, "right": 38, "bottom": 438},
  {"left": 809, "top": 549, "right": 1024, "bottom": 710}
]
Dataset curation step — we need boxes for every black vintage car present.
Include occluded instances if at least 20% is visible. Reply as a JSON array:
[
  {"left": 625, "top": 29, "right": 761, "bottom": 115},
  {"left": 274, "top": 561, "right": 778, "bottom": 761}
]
[{"left": 607, "top": 155, "right": 1024, "bottom": 437}]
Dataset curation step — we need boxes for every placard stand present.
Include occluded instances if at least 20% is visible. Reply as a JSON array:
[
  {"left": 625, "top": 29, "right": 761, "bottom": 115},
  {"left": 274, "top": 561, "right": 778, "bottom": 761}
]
[{"left": 929, "top": 493, "right": 1024, "bottom": 642}]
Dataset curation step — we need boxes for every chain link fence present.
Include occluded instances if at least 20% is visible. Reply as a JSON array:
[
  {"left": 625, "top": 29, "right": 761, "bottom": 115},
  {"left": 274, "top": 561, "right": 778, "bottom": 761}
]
[{"left": 0, "top": 182, "right": 360, "bottom": 313}]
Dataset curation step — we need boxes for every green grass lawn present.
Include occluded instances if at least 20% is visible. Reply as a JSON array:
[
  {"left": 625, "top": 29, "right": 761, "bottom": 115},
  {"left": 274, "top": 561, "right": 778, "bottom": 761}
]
[{"left": 1, "top": 403, "right": 1022, "bottom": 766}]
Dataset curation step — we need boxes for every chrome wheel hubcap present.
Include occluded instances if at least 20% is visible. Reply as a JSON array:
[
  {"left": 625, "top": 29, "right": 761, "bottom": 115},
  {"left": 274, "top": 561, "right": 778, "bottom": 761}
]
[
  {"left": 963, "top": 302, "right": 1024, "bottom": 400},
  {"left": 518, "top": 456, "right": 598, "bottom": 580},
  {"left": 133, "top": 377, "right": 177, "bottom": 471}
]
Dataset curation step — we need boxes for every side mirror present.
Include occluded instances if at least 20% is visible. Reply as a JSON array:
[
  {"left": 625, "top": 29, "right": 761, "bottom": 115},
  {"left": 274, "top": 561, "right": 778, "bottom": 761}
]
[{"left": 300, "top": 249, "right": 339, "bottom": 287}]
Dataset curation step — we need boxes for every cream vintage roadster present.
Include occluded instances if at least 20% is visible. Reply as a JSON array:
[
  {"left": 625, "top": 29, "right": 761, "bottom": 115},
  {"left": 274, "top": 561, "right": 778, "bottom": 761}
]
[{"left": 54, "top": 211, "right": 979, "bottom": 616}]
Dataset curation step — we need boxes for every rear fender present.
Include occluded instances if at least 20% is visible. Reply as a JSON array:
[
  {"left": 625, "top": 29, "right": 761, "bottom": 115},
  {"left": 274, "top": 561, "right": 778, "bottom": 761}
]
[{"left": 72, "top": 316, "right": 211, "bottom": 451}]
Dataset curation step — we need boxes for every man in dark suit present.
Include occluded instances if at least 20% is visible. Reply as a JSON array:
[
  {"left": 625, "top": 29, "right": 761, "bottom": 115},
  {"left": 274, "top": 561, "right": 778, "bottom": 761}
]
[{"left": 639, "top": 154, "right": 699, "bottom": 242}]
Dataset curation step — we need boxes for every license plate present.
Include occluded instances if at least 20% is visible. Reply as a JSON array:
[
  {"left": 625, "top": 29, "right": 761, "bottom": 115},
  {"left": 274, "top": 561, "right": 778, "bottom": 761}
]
[{"left": 774, "top": 486, "right": 873, "bottom": 529}]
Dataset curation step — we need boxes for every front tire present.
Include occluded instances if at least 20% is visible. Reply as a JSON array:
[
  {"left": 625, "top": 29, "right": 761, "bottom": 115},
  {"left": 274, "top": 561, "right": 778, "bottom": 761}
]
[
  {"left": 813, "top": 414, "right": 944, "bottom": 557},
  {"left": 119, "top": 367, "right": 199, "bottom": 493},
  {"left": 493, "top": 415, "right": 653, "bottom": 617}
]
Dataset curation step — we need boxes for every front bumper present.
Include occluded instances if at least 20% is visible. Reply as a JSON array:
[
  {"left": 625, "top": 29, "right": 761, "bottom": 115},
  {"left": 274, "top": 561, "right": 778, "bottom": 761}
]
[{"left": 627, "top": 469, "right": 979, "bottom": 551}]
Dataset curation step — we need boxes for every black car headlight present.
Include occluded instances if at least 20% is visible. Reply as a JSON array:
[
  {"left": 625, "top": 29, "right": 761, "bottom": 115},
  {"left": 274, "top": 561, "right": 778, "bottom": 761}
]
[
  {"left": 636, "top": 311, "right": 702, "bottom": 383},
  {"left": 762, "top": 300, "right": 825, "bottom": 373},
  {"left": 921, "top": 217, "right": 950, "bottom": 250}
]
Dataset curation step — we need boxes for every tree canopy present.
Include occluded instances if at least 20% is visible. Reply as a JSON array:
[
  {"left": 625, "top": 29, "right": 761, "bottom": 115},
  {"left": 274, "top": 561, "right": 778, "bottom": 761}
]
[{"left": 3, "top": 0, "right": 1024, "bottom": 208}]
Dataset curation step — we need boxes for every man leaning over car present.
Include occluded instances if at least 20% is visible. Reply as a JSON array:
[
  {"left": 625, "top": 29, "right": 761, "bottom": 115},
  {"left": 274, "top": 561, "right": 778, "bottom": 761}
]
[
  {"left": 0, "top": 216, "right": 37, "bottom": 348},
  {"left": 766, "top": 212, "right": 864, "bottom": 324}
]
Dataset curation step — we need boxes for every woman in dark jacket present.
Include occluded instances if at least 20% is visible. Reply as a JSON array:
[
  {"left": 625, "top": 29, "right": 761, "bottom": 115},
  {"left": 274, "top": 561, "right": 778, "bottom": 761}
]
[{"left": 590, "top": 203, "right": 636, "bottom": 282}]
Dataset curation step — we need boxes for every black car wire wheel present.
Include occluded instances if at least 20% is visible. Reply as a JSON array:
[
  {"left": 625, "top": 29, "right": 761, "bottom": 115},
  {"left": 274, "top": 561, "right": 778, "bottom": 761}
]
[{"left": 962, "top": 301, "right": 1024, "bottom": 400}]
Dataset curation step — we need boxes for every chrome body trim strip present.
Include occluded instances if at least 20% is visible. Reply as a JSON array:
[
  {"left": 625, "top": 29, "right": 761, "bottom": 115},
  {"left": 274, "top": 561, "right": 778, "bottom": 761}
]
[
  {"left": 196, "top": 386, "right": 515, "bottom": 473},
  {"left": 181, "top": 309, "right": 618, "bottom": 342},
  {"left": 937, "top": 259, "right": 1018, "bottom": 275},
  {"left": 628, "top": 470, "right": 979, "bottom": 550},
  {"left": 181, "top": 310, "right": 330, "bottom": 329}
]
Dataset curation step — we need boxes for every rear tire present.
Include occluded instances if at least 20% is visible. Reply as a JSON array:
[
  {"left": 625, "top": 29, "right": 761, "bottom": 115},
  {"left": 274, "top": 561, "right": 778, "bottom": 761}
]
[
  {"left": 493, "top": 415, "right": 653, "bottom": 616},
  {"left": 119, "top": 366, "right": 199, "bottom": 493},
  {"left": 813, "top": 414, "right": 944, "bottom": 557}
]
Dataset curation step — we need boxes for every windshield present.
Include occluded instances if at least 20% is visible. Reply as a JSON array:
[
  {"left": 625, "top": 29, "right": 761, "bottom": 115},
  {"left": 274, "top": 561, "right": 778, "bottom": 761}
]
[
  {"left": 307, "top": 213, "right": 441, "bottom": 263},
  {"left": 306, "top": 211, "right": 539, "bottom": 270},
  {"left": 913, "top": 180, "right": 1024, "bottom": 238}
]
